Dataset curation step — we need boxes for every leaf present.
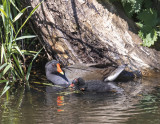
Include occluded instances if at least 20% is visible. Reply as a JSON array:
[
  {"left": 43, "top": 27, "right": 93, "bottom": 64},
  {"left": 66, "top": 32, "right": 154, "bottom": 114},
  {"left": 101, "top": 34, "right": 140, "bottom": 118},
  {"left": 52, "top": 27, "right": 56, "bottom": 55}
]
[
  {"left": 9, "top": 0, "right": 20, "bottom": 12},
  {"left": 12, "top": 54, "right": 24, "bottom": 77},
  {"left": 123, "top": 2, "right": 134, "bottom": 17},
  {"left": 0, "top": 80, "right": 8, "bottom": 83},
  {"left": 137, "top": 8, "right": 158, "bottom": 27},
  {"left": 32, "top": 82, "right": 54, "bottom": 86},
  {"left": 11, "top": 63, "right": 21, "bottom": 79},
  {"left": 0, "top": 63, "right": 7, "bottom": 71},
  {"left": 26, "top": 48, "right": 43, "bottom": 81},
  {"left": 122, "top": 0, "right": 143, "bottom": 17},
  {"left": 15, "top": 0, "right": 44, "bottom": 38},
  {"left": 9, "top": 19, "right": 16, "bottom": 33},
  {"left": 0, "top": 4, "right": 16, "bottom": 33},
  {"left": 0, "top": 81, "right": 10, "bottom": 97},
  {"left": 140, "top": 25, "right": 152, "bottom": 33},
  {"left": 13, "top": 35, "right": 37, "bottom": 41},
  {"left": 136, "top": 22, "right": 143, "bottom": 28},
  {"left": 0, "top": 63, "right": 12, "bottom": 79},
  {"left": 1, "top": 44, "right": 6, "bottom": 64},
  {"left": 3, "top": 63, "right": 12, "bottom": 74},
  {"left": 139, "top": 28, "right": 158, "bottom": 47},
  {"left": 0, "top": 7, "right": 8, "bottom": 17},
  {"left": 12, "top": 6, "right": 31, "bottom": 22},
  {"left": 21, "top": 50, "right": 38, "bottom": 54},
  {"left": 131, "top": 0, "right": 143, "bottom": 13},
  {"left": 13, "top": 44, "right": 24, "bottom": 57}
]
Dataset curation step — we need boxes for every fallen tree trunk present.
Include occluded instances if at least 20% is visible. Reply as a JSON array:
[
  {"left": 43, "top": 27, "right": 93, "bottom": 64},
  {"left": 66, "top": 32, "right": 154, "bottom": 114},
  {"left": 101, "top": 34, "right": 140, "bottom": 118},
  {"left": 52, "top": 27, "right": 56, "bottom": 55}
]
[{"left": 23, "top": 0, "right": 160, "bottom": 76}]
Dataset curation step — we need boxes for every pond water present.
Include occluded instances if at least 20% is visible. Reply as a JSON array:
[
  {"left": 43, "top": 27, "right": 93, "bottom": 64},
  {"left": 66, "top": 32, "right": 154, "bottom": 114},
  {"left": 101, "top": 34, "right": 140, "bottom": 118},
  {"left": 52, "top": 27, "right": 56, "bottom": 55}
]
[{"left": 0, "top": 76, "right": 160, "bottom": 124}]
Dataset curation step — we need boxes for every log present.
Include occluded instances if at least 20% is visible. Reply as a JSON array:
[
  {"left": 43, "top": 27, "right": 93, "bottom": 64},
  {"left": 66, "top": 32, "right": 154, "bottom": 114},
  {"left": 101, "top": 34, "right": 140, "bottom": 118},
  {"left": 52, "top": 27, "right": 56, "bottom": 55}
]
[{"left": 23, "top": 0, "right": 160, "bottom": 76}]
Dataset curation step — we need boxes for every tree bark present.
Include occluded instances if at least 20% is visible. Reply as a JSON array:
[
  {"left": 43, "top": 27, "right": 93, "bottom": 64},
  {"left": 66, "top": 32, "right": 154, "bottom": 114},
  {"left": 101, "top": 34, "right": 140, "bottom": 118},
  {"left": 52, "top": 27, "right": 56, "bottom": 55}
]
[{"left": 23, "top": 0, "right": 160, "bottom": 76}]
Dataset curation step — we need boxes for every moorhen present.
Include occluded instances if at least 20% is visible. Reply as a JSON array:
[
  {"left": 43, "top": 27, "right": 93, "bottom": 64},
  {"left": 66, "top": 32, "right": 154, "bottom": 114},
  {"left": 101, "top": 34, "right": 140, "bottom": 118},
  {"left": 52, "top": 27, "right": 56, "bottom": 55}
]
[
  {"left": 45, "top": 60, "right": 71, "bottom": 87},
  {"left": 72, "top": 77, "right": 123, "bottom": 93},
  {"left": 45, "top": 60, "right": 126, "bottom": 87}
]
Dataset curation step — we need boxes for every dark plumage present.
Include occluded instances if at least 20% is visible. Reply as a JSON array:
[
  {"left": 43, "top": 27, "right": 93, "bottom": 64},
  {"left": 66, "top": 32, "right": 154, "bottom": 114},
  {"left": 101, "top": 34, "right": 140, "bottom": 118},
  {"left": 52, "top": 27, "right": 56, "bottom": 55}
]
[
  {"left": 72, "top": 78, "right": 123, "bottom": 93},
  {"left": 45, "top": 59, "right": 126, "bottom": 90},
  {"left": 45, "top": 60, "right": 70, "bottom": 87}
]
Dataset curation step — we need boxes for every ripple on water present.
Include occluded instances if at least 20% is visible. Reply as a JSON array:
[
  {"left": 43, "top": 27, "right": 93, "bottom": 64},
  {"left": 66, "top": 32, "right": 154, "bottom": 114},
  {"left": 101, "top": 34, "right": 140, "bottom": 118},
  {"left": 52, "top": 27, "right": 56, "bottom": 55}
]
[{"left": 1, "top": 77, "right": 160, "bottom": 124}]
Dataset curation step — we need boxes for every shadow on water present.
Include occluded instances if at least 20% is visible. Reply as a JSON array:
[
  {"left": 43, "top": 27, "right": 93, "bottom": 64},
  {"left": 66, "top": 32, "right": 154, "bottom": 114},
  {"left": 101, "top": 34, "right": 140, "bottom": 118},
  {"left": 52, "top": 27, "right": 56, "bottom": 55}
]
[{"left": 1, "top": 76, "right": 160, "bottom": 124}]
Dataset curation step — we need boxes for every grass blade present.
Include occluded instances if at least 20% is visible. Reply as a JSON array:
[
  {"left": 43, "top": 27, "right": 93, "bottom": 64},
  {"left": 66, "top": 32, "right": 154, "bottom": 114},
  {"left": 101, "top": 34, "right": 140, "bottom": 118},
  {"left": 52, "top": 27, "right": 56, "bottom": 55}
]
[
  {"left": 13, "top": 35, "right": 37, "bottom": 41},
  {"left": 13, "top": 44, "right": 24, "bottom": 57},
  {"left": 12, "top": 54, "right": 24, "bottom": 77},
  {"left": 21, "top": 50, "right": 38, "bottom": 54},
  {"left": 11, "top": 62, "right": 22, "bottom": 79},
  {"left": 0, "top": 7, "right": 8, "bottom": 17},
  {"left": 0, "top": 63, "right": 7, "bottom": 71},
  {"left": 0, "top": 80, "right": 8, "bottom": 83},
  {"left": 9, "top": 0, "right": 20, "bottom": 12},
  {"left": 1, "top": 43, "right": 7, "bottom": 64},
  {"left": 13, "top": 6, "right": 31, "bottom": 22},
  {"left": 2, "top": 63, "right": 12, "bottom": 75},
  {"left": 0, "top": 81, "right": 10, "bottom": 97},
  {"left": 32, "top": 82, "right": 54, "bottom": 86},
  {"left": 15, "top": 0, "right": 44, "bottom": 38},
  {"left": 0, "top": 63, "right": 12, "bottom": 79},
  {"left": 0, "top": 4, "right": 16, "bottom": 33},
  {"left": 26, "top": 48, "right": 43, "bottom": 81}
]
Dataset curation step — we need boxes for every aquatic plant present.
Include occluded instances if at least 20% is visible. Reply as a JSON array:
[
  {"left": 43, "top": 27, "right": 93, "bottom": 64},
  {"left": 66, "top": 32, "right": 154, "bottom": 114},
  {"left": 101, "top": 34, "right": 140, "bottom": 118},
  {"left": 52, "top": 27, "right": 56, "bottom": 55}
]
[{"left": 0, "top": 0, "right": 43, "bottom": 97}]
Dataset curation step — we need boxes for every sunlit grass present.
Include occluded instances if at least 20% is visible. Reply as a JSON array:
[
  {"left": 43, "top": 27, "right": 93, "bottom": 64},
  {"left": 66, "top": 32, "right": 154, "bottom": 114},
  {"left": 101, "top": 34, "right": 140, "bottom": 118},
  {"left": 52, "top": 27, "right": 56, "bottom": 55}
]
[{"left": 0, "top": 0, "right": 44, "bottom": 97}]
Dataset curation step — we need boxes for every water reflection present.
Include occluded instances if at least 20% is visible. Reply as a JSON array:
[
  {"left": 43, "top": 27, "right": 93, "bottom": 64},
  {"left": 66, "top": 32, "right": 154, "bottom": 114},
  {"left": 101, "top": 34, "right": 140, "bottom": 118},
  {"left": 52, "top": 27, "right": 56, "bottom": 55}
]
[{"left": 1, "top": 77, "right": 160, "bottom": 124}]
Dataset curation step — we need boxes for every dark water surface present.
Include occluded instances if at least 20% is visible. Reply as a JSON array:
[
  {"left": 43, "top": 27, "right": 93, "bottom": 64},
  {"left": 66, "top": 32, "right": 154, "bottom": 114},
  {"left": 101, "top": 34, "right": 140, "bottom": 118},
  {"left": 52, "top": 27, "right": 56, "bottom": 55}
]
[{"left": 1, "top": 77, "right": 160, "bottom": 124}]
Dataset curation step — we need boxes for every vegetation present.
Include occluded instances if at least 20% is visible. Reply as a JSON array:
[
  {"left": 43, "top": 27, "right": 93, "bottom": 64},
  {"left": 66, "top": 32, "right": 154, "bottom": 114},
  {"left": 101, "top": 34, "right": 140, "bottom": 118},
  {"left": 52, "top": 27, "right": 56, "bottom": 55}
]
[
  {"left": 0, "top": 0, "right": 159, "bottom": 97},
  {"left": 0, "top": 0, "right": 43, "bottom": 97},
  {"left": 110, "top": 0, "right": 160, "bottom": 47}
]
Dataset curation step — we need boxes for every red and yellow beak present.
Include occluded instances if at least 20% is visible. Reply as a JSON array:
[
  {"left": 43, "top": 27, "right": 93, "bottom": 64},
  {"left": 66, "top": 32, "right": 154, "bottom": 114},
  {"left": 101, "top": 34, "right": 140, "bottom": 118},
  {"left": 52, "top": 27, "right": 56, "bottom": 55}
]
[
  {"left": 56, "top": 63, "right": 64, "bottom": 75},
  {"left": 69, "top": 83, "right": 74, "bottom": 88}
]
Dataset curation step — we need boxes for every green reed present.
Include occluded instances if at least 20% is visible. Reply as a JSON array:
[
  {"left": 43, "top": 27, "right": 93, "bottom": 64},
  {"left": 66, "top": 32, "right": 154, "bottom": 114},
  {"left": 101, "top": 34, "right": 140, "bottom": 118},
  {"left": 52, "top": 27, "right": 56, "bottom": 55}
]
[{"left": 0, "top": 0, "right": 43, "bottom": 97}]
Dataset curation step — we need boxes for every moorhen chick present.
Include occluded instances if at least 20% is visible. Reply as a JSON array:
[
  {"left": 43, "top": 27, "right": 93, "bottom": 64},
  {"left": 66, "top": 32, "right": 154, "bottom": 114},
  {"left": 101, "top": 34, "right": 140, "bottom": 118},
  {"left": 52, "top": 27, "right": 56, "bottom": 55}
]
[{"left": 72, "top": 77, "right": 123, "bottom": 93}]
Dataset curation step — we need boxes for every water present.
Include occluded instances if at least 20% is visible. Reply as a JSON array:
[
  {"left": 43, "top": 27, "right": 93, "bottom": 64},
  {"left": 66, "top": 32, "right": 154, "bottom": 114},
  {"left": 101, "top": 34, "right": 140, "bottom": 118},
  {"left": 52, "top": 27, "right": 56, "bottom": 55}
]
[{"left": 1, "top": 77, "right": 160, "bottom": 124}]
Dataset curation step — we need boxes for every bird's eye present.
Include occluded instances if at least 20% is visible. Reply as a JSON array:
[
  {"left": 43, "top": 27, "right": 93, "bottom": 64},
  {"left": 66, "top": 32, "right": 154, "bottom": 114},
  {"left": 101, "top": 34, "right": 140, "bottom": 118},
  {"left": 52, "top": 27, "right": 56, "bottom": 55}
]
[{"left": 52, "top": 64, "right": 56, "bottom": 67}]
